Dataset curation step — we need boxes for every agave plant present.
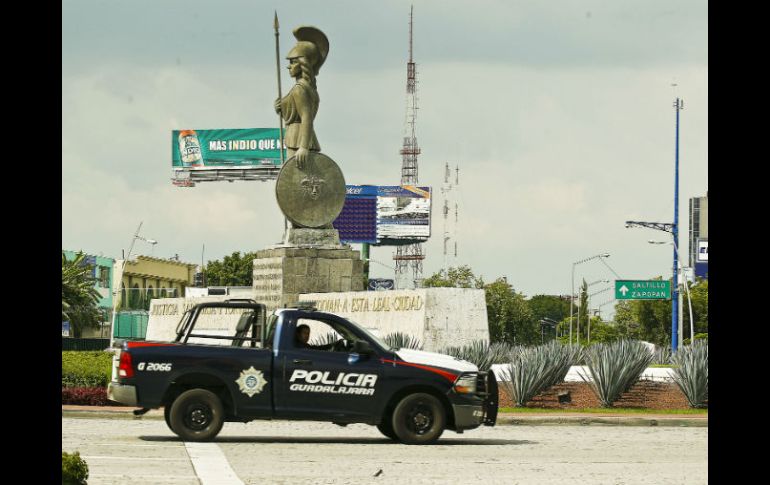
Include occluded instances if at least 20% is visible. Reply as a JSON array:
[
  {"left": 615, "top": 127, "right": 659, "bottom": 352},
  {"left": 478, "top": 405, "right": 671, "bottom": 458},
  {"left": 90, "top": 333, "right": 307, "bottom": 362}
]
[
  {"left": 653, "top": 346, "right": 672, "bottom": 365},
  {"left": 310, "top": 331, "right": 341, "bottom": 347},
  {"left": 438, "top": 340, "right": 511, "bottom": 371},
  {"left": 498, "top": 345, "right": 553, "bottom": 407},
  {"left": 383, "top": 332, "right": 423, "bottom": 350},
  {"left": 578, "top": 340, "right": 655, "bottom": 407},
  {"left": 497, "top": 342, "right": 584, "bottom": 407},
  {"left": 670, "top": 341, "right": 708, "bottom": 408},
  {"left": 539, "top": 341, "right": 584, "bottom": 389}
]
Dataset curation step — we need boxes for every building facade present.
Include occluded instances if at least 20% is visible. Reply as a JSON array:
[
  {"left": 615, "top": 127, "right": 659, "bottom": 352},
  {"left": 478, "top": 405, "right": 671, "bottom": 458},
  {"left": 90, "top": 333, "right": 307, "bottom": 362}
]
[
  {"left": 688, "top": 192, "right": 708, "bottom": 278},
  {"left": 62, "top": 250, "right": 115, "bottom": 337},
  {"left": 114, "top": 255, "right": 198, "bottom": 310}
]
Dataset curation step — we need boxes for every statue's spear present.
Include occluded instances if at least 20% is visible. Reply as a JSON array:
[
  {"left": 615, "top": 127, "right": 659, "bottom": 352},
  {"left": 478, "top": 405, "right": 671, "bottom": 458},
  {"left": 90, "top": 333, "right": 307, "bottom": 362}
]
[
  {"left": 274, "top": 11, "right": 285, "bottom": 166},
  {"left": 275, "top": 12, "right": 289, "bottom": 234}
]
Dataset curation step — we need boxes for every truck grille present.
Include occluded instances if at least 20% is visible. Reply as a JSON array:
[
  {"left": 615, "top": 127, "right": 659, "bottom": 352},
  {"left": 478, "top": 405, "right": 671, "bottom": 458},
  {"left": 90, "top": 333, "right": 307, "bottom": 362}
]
[{"left": 476, "top": 372, "right": 489, "bottom": 398}]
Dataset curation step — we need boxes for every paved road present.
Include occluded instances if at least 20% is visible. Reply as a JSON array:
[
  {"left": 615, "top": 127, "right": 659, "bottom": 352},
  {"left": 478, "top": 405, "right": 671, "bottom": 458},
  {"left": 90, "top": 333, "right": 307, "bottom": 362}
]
[{"left": 62, "top": 417, "right": 707, "bottom": 485}]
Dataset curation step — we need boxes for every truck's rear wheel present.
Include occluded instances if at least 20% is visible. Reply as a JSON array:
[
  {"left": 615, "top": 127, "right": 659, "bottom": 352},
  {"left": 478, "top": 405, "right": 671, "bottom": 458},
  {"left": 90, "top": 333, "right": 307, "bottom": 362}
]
[
  {"left": 169, "top": 389, "right": 224, "bottom": 441},
  {"left": 391, "top": 393, "right": 445, "bottom": 445}
]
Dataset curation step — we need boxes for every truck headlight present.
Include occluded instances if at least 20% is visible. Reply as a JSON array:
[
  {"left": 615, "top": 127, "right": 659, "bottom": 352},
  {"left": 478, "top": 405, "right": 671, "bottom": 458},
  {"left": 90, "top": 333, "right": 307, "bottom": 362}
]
[{"left": 454, "top": 374, "right": 477, "bottom": 394}]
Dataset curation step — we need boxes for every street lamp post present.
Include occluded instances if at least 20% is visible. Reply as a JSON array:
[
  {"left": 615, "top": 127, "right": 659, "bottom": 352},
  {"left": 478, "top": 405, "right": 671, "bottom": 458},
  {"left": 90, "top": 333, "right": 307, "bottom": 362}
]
[
  {"left": 625, "top": 220, "right": 678, "bottom": 351},
  {"left": 624, "top": 98, "right": 684, "bottom": 351},
  {"left": 571, "top": 254, "right": 610, "bottom": 346},
  {"left": 109, "top": 222, "right": 158, "bottom": 348},
  {"left": 649, "top": 239, "right": 694, "bottom": 345}
]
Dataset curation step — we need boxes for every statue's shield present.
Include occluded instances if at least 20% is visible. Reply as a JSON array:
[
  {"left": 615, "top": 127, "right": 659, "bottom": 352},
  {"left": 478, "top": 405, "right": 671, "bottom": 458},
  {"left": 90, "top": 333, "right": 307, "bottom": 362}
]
[{"left": 275, "top": 152, "right": 346, "bottom": 228}]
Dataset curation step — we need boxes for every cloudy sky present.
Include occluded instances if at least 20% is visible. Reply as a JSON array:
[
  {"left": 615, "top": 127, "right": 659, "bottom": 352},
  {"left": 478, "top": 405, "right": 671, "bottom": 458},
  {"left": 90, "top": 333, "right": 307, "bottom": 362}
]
[{"left": 62, "top": 0, "right": 707, "bottom": 316}]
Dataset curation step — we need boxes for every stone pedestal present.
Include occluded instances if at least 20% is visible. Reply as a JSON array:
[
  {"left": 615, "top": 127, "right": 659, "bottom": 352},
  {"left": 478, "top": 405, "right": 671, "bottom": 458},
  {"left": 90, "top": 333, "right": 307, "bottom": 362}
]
[
  {"left": 252, "top": 246, "right": 365, "bottom": 312},
  {"left": 282, "top": 227, "right": 341, "bottom": 247}
]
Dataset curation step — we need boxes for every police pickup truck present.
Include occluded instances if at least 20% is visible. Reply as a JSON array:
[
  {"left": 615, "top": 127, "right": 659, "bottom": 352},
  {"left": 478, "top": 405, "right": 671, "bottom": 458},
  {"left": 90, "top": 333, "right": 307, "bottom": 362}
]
[{"left": 108, "top": 300, "right": 497, "bottom": 444}]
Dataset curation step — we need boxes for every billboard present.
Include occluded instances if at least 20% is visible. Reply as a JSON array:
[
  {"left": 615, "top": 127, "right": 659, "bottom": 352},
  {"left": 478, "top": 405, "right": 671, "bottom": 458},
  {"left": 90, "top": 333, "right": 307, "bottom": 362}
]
[
  {"left": 376, "top": 186, "right": 431, "bottom": 242},
  {"left": 368, "top": 278, "right": 395, "bottom": 291},
  {"left": 171, "top": 128, "right": 284, "bottom": 184},
  {"left": 695, "top": 262, "right": 708, "bottom": 279},
  {"left": 333, "top": 186, "right": 378, "bottom": 243},
  {"left": 333, "top": 185, "right": 431, "bottom": 244}
]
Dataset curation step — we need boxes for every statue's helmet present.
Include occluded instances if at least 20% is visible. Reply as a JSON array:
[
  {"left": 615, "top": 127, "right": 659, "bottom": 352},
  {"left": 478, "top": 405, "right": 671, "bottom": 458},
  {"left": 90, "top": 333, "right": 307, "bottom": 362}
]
[{"left": 286, "top": 26, "right": 329, "bottom": 76}]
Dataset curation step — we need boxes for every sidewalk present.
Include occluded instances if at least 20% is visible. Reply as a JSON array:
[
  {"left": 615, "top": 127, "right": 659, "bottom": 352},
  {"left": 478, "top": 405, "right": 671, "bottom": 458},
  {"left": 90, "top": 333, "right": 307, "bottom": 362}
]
[{"left": 62, "top": 405, "right": 708, "bottom": 427}]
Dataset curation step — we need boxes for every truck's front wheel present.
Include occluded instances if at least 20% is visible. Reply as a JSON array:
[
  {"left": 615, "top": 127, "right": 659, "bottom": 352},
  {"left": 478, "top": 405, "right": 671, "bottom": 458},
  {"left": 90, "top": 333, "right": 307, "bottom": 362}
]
[
  {"left": 391, "top": 393, "right": 445, "bottom": 445},
  {"left": 169, "top": 389, "right": 225, "bottom": 442},
  {"left": 164, "top": 405, "right": 175, "bottom": 433},
  {"left": 376, "top": 416, "right": 398, "bottom": 441}
]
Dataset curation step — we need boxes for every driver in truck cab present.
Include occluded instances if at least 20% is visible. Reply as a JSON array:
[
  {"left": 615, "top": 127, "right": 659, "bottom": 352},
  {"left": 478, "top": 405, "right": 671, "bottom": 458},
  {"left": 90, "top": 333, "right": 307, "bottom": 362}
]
[{"left": 294, "top": 323, "right": 334, "bottom": 350}]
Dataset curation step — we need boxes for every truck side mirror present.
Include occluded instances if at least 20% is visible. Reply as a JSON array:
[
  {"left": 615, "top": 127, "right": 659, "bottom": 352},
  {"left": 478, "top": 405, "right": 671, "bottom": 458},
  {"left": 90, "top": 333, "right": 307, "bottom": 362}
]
[{"left": 353, "top": 340, "right": 373, "bottom": 355}]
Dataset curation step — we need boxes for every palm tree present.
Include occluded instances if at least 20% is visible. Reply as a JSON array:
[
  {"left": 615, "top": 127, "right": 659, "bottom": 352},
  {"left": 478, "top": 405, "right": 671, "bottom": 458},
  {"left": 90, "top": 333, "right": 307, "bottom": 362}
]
[{"left": 62, "top": 252, "right": 102, "bottom": 337}]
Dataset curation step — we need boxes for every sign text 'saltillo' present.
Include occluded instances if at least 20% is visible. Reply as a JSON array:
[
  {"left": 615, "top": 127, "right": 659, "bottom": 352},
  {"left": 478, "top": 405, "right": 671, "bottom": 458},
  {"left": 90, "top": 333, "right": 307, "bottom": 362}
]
[{"left": 615, "top": 280, "right": 671, "bottom": 300}]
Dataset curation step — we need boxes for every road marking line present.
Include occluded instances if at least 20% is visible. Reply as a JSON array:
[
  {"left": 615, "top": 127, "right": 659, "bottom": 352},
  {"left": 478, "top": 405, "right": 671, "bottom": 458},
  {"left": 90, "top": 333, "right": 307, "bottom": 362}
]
[
  {"left": 184, "top": 442, "right": 244, "bottom": 485},
  {"left": 87, "top": 443, "right": 184, "bottom": 448},
  {"left": 82, "top": 456, "right": 189, "bottom": 461}
]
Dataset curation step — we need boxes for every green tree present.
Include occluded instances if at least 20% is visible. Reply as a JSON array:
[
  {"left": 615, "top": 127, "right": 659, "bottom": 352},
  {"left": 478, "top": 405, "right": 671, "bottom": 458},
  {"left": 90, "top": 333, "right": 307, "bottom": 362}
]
[
  {"left": 205, "top": 251, "right": 260, "bottom": 287},
  {"left": 587, "top": 316, "right": 620, "bottom": 344},
  {"left": 485, "top": 278, "right": 538, "bottom": 345},
  {"left": 613, "top": 301, "right": 639, "bottom": 339},
  {"left": 577, "top": 279, "right": 589, "bottom": 342},
  {"left": 528, "top": 294, "right": 573, "bottom": 324},
  {"left": 422, "top": 265, "right": 484, "bottom": 289},
  {"left": 62, "top": 252, "right": 102, "bottom": 338}
]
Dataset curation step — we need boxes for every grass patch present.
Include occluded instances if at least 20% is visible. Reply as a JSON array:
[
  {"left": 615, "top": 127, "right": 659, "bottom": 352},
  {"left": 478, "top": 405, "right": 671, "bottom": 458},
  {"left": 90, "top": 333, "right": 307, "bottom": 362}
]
[
  {"left": 499, "top": 407, "right": 707, "bottom": 415},
  {"left": 649, "top": 364, "right": 677, "bottom": 368}
]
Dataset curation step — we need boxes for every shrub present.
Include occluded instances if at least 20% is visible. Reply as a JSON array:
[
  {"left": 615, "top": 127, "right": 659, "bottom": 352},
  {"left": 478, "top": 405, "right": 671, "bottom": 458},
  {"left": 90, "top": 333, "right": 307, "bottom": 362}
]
[
  {"left": 671, "top": 341, "right": 708, "bottom": 408},
  {"left": 62, "top": 386, "right": 113, "bottom": 406},
  {"left": 383, "top": 332, "right": 423, "bottom": 350},
  {"left": 62, "top": 451, "right": 89, "bottom": 485},
  {"left": 62, "top": 351, "right": 113, "bottom": 388},
  {"left": 578, "top": 340, "right": 655, "bottom": 407}
]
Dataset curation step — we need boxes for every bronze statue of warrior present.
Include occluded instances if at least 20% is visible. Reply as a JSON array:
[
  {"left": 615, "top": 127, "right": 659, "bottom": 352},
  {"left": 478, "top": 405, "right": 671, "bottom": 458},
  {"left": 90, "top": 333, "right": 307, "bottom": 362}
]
[{"left": 274, "top": 26, "right": 329, "bottom": 170}]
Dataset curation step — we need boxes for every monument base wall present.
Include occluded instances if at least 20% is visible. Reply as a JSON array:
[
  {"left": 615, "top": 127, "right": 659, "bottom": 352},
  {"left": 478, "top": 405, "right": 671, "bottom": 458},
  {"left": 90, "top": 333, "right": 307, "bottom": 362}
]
[
  {"left": 300, "top": 288, "right": 489, "bottom": 352},
  {"left": 145, "top": 288, "right": 489, "bottom": 352}
]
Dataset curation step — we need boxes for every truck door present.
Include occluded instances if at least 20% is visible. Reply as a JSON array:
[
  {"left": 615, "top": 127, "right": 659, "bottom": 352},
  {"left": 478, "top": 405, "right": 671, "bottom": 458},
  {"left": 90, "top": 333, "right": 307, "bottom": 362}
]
[{"left": 274, "top": 314, "right": 384, "bottom": 422}]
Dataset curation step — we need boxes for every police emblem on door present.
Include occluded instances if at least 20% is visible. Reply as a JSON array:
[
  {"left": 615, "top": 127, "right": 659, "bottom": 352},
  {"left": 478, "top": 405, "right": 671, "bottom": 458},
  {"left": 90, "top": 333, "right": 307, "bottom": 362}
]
[{"left": 236, "top": 367, "right": 267, "bottom": 397}]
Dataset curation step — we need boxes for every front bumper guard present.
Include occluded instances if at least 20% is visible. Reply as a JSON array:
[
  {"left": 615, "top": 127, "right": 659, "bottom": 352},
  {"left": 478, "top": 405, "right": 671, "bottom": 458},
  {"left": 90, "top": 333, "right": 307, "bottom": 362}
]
[{"left": 451, "top": 370, "right": 499, "bottom": 430}]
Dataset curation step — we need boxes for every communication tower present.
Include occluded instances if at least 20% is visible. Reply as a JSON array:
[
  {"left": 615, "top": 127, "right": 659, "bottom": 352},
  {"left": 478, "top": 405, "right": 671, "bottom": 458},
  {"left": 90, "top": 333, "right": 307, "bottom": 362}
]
[
  {"left": 393, "top": 5, "right": 425, "bottom": 289},
  {"left": 441, "top": 163, "right": 460, "bottom": 271}
]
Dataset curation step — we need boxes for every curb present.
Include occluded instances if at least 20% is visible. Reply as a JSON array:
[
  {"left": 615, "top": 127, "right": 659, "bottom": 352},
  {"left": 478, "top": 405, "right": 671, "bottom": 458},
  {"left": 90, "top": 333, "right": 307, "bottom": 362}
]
[
  {"left": 496, "top": 414, "right": 707, "bottom": 427},
  {"left": 63, "top": 406, "right": 165, "bottom": 420}
]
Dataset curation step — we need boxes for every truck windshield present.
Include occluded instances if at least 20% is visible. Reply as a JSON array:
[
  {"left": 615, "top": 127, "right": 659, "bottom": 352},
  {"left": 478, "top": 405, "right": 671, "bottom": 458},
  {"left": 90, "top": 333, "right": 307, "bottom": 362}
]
[{"left": 346, "top": 318, "right": 391, "bottom": 351}]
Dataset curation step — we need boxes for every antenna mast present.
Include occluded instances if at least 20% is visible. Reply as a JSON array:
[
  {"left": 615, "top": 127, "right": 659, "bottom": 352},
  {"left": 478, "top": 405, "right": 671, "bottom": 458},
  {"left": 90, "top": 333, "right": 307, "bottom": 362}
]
[
  {"left": 441, "top": 163, "right": 460, "bottom": 271},
  {"left": 394, "top": 5, "right": 425, "bottom": 289}
]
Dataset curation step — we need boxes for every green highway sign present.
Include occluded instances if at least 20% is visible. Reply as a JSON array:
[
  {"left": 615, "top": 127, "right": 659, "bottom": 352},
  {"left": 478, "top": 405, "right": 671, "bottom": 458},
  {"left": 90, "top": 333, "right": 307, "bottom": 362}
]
[{"left": 615, "top": 280, "right": 671, "bottom": 300}]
